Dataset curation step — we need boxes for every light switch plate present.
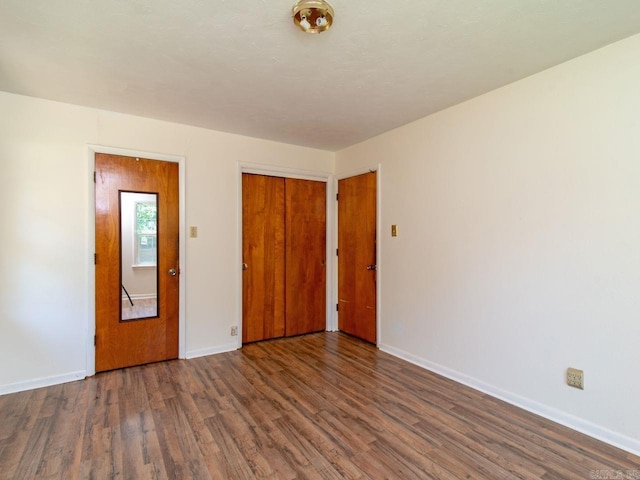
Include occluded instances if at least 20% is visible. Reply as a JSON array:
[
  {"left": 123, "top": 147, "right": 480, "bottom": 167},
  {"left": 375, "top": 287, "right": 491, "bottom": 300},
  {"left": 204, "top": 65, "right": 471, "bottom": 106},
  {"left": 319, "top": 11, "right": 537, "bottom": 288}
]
[
  {"left": 391, "top": 225, "right": 398, "bottom": 237},
  {"left": 189, "top": 226, "right": 198, "bottom": 238}
]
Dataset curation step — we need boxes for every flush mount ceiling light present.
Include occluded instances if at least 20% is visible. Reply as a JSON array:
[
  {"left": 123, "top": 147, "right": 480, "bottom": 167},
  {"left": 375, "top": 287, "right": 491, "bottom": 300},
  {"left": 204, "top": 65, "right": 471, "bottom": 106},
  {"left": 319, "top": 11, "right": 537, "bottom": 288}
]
[{"left": 292, "top": 0, "right": 334, "bottom": 33}]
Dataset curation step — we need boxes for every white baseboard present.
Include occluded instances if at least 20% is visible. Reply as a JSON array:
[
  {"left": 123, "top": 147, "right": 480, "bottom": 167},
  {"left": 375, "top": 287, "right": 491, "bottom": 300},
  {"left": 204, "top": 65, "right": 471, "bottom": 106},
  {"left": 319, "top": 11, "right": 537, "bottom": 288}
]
[
  {"left": 0, "top": 371, "right": 86, "bottom": 396},
  {"left": 186, "top": 342, "right": 239, "bottom": 359},
  {"left": 378, "top": 343, "right": 640, "bottom": 457}
]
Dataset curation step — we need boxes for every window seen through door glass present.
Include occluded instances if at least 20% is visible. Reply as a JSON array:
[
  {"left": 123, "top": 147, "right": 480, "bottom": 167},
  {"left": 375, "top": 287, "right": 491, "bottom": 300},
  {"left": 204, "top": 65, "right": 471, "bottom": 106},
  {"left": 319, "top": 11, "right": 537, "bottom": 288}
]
[{"left": 136, "top": 202, "right": 157, "bottom": 266}]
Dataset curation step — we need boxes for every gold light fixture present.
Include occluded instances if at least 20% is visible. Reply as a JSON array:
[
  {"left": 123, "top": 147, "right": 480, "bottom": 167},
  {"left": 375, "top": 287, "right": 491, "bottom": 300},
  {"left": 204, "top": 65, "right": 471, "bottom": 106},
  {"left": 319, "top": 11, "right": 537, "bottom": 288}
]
[{"left": 292, "top": 0, "right": 334, "bottom": 34}]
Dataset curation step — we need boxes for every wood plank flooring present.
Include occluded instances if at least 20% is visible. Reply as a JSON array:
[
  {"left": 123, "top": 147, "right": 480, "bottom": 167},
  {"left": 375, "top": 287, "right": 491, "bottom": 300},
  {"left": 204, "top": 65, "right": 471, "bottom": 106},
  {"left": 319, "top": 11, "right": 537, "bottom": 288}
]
[{"left": 0, "top": 333, "right": 638, "bottom": 479}]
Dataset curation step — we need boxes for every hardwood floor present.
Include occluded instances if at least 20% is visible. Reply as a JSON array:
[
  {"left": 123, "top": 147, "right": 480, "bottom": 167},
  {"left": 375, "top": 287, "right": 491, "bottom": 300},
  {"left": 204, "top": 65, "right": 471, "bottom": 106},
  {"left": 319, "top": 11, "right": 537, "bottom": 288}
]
[{"left": 0, "top": 333, "right": 638, "bottom": 479}]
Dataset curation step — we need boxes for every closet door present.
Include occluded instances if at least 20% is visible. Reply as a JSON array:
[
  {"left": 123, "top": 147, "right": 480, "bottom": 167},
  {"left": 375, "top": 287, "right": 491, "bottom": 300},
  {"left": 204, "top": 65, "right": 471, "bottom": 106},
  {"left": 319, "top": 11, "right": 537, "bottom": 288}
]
[
  {"left": 242, "top": 174, "right": 285, "bottom": 343},
  {"left": 242, "top": 174, "right": 327, "bottom": 343},
  {"left": 285, "top": 178, "right": 326, "bottom": 336}
]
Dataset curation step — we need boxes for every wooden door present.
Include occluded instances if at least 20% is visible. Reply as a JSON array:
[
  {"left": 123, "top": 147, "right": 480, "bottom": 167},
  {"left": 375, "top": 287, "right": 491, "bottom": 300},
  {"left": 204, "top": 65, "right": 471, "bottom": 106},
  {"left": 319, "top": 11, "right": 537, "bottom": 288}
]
[
  {"left": 338, "top": 171, "right": 377, "bottom": 344},
  {"left": 285, "top": 178, "right": 326, "bottom": 336},
  {"left": 242, "top": 174, "right": 326, "bottom": 343},
  {"left": 95, "top": 153, "right": 179, "bottom": 372},
  {"left": 242, "top": 174, "right": 286, "bottom": 343}
]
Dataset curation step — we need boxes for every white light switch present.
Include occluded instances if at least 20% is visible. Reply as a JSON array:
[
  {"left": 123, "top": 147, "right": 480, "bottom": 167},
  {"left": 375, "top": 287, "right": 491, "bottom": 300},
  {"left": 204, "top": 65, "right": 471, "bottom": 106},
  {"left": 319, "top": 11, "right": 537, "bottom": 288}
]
[{"left": 189, "top": 226, "right": 198, "bottom": 238}]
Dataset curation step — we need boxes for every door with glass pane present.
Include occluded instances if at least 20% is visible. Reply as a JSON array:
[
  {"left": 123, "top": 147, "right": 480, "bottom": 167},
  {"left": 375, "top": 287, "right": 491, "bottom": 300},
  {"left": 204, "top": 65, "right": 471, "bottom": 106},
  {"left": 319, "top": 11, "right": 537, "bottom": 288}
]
[{"left": 95, "top": 153, "right": 179, "bottom": 372}]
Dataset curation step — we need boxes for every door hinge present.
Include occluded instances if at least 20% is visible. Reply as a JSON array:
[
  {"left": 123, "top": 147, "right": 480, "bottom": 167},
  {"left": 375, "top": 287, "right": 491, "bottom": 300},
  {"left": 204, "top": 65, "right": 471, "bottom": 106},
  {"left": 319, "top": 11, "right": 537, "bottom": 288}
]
[
  {"left": 94, "top": 335, "right": 97, "bottom": 346},
  {"left": 336, "top": 193, "right": 339, "bottom": 201},
  {"left": 93, "top": 171, "right": 96, "bottom": 183},
  {"left": 94, "top": 253, "right": 97, "bottom": 265},
  {"left": 336, "top": 304, "right": 339, "bottom": 312},
  {"left": 336, "top": 248, "right": 338, "bottom": 256}
]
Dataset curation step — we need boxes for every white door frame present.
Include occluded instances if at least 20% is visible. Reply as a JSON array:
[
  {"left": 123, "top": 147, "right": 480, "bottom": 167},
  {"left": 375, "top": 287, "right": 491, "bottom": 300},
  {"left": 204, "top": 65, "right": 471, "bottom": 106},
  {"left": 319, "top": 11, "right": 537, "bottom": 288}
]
[
  {"left": 335, "top": 164, "right": 382, "bottom": 345},
  {"left": 86, "top": 145, "right": 186, "bottom": 376},
  {"left": 237, "top": 162, "right": 335, "bottom": 348}
]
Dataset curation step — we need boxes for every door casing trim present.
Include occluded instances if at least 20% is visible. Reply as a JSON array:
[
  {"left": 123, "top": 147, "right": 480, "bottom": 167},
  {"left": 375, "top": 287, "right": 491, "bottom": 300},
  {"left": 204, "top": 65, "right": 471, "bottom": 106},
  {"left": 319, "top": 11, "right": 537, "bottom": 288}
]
[
  {"left": 86, "top": 145, "right": 186, "bottom": 376},
  {"left": 238, "top": 162, "right": 335, "bottom": 349}
]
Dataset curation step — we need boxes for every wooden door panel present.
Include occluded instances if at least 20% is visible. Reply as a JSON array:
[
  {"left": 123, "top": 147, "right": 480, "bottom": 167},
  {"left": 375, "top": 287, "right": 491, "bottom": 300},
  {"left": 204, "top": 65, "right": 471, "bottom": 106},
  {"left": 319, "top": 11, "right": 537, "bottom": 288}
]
[
  {"left": 95, "top": 153, "right": 179, "bottom": 372},
  {"left": 285, "top": 178, "right": 326, "bottom": 336},
  {"left": 338, "top": 172, "right": 377, "bottom": 344},
  {"left": 242, "top": 174, "right": 286, "bottom": 343}
]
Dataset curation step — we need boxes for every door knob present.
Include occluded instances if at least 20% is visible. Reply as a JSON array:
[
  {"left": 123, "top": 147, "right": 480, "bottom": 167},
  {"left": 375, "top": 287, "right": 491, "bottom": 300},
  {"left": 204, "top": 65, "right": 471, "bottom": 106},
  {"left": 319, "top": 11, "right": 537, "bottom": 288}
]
[
  {"left": 168, "top": 268, "right": 177, "bottom": 276},
  {"left": 366, "top": 265, "right": 377, "bottom": 271},
  {"left": 242, "top": 263, "right": 248, "bottom": 271}
]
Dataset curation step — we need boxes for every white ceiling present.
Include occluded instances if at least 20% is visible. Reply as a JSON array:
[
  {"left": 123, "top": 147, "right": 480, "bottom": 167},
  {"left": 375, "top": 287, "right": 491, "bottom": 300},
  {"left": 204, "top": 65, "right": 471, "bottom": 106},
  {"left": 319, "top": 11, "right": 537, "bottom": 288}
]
[{"left": 1, "top": 1, "right": 640, "bottom": 151}]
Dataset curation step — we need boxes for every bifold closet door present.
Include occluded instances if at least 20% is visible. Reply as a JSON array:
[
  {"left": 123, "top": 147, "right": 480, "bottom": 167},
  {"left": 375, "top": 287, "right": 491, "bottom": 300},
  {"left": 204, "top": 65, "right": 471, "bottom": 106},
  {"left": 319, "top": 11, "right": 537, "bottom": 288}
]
[
  {"left": 242, "top": 174, "right": 326, "bottom": 344},
  {"left": 285, "top": 178, "right": 326, "bottom": 336},
  {"left": 242, "top": 174, "right": 286, "bottom": 343}
]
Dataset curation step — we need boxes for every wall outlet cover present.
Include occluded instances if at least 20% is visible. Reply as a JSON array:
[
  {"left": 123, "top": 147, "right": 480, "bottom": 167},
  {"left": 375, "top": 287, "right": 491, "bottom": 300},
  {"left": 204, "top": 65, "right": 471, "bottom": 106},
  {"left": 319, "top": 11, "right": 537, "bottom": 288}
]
[{"left": 567, "top": 368, "right": 584, "bottom": 390}]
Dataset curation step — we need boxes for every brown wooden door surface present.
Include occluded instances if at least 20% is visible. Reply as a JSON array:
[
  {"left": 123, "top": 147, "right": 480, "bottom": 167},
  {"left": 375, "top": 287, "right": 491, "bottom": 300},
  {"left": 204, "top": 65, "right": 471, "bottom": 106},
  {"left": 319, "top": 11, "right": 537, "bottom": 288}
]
[
  {"left": 95, "top": 153, "right": 179, "bottom": 372},
  {"left": 242, "top": 174, "right": 286, "bottom": 343},
  {"left": 285, "top": 178, "right": 326, "bottom": 336},
  {"left": 338, "top": 171, "right": 377, "bottom": 344}
]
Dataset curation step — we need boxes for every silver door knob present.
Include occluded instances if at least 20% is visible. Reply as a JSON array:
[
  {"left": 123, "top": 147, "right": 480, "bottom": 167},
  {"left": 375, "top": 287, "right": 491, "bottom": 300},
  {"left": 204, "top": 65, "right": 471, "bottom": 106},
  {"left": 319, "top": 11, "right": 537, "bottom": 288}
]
[
  {"left": 168, "top": 268, "right": 177, "bottom": 276},
  {"left": 242, "top": 263, "right": 248, "bottom": 271}
]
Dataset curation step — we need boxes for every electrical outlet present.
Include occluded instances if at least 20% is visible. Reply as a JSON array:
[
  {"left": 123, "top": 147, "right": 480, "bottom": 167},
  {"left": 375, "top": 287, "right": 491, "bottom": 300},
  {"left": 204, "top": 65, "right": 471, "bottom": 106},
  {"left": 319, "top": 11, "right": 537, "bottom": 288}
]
[
  {"left": 567, "top": 368, "right": 584, "bottom": 390},
  {"left": 230, "top": 326, "right": 238, "bottom": 336}
]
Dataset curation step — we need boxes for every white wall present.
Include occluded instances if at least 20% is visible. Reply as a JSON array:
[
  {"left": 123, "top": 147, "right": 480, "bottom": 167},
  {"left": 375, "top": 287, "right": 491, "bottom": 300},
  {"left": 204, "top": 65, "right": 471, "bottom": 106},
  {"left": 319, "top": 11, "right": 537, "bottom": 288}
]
[
  {"left": 0, "top": 91, "right": 333, "bottom": 391},
  {"left": 336, "top": 34, "right": 640, "bottom": 454}
]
